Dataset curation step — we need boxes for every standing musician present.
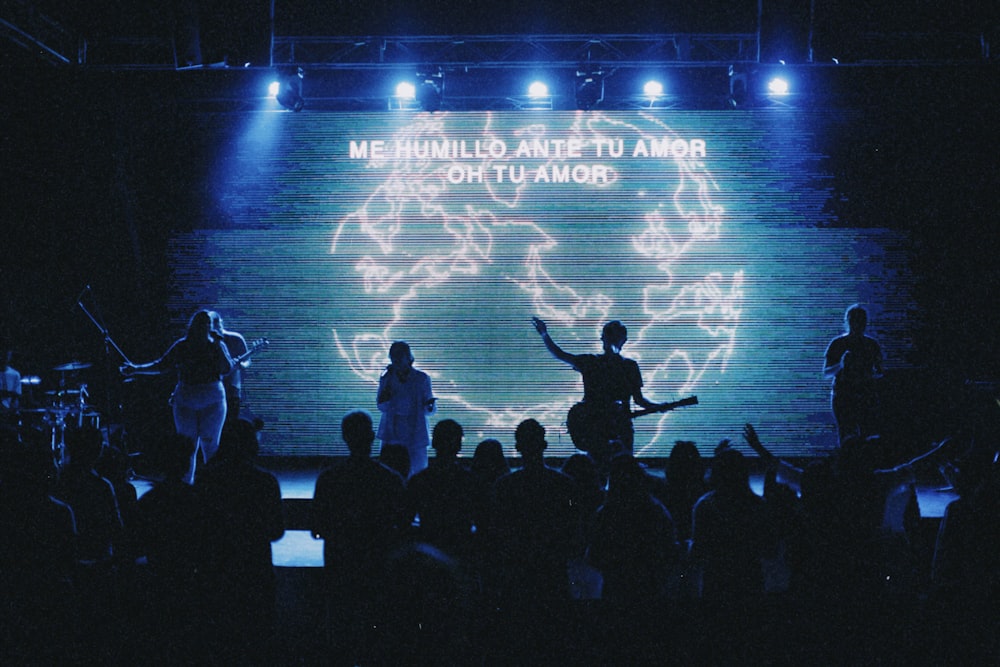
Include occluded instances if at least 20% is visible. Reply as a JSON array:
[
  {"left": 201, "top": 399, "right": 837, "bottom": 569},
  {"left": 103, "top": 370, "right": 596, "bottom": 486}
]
[
  {"left": 376, "top": 341, "right": 436, "bottom": 476},
  {"left": 532, "top": 317, "right": 672, "bottom": 469},
  {"left": 824, "top": 303, "right": 884, "bottom": 443},
  {"left": 209, "top": 311, "right": 250, "bottom": 424},
  {"left": 121, "top": 309, "right": 234, "bottom": 483}
]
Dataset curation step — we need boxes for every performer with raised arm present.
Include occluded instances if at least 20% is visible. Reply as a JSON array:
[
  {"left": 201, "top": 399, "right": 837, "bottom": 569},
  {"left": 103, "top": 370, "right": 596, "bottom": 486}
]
[
  {"left": 823, "top": 304, "right": 884, "bottom": 443},
  {"left": 532, "top": 317, "right": 688, "bottom": 469},
  {"left": 376, "top": 341, "right": 436, "bottom": 476},
  {"left": 121, "top": 309, "right": 234, "bottom": 483}
]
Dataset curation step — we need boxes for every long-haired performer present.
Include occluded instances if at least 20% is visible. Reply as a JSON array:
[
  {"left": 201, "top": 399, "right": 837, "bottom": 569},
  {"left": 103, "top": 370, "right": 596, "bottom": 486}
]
[{"left": 122, "top": 309, "right": 234, "bottom": 482}]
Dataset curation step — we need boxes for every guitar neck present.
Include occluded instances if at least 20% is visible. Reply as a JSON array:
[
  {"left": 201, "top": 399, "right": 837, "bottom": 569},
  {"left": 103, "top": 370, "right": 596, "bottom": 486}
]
[{"left": 630, "top": 396, "right": 698, "bottom": 419}]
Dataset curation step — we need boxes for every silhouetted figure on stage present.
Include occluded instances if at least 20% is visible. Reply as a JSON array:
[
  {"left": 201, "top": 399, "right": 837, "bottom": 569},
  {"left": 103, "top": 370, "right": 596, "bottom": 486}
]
[
  {"left": 824, "top": 304, "right": 883, "bottom": 443},
  {"left": 588, "top": 454, "right": 678, "bottom": 608},
  {"left": 376, "top": 341, "right": 436, "bottom": 476},
  {"left": 121, "top": 309, "right": 234, "bottom": 483},
  {"left": 532, "top": 317, "right": 669, "bottom": 472},
  {"left": 311, "top": 410, "right": 406, "bottom": 665},
  {"left": 196, "top": 418, "right": 285, "bottom": 660},
  {"left": 209, "top": 311, "right": 250, "bottom": 425},
  {"left": 403, "top": 418, "right": 478, "bottom": 560}
]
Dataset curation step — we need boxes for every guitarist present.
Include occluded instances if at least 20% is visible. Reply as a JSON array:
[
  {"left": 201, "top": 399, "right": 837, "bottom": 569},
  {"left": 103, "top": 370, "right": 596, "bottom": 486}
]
[
  {"left": 210, "top": 311, "right": 250, "bottom": 425},
  {"left": 532, "top": 317, "right": 672, "bottom": 468}
]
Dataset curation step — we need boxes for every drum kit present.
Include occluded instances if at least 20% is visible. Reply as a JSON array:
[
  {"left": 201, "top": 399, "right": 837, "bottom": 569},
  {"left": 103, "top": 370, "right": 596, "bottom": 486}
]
[{"left": 5, "top": 360, "right": 103, "bottom": 467}]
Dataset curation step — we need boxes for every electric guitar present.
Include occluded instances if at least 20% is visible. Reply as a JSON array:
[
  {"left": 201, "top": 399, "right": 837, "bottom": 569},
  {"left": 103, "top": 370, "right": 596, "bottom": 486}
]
[
  {"left": 233, "top": 337, "right": 269, "bottom": 366},
  {"left": 566, "top": 395, "right": 698, "bottom": 452}
]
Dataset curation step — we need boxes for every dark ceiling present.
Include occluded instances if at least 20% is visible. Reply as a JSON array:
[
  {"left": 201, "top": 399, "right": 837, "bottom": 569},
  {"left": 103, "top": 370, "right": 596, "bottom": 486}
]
[{"left": 3, "top": 1, "right": 997, "bottom": 69}]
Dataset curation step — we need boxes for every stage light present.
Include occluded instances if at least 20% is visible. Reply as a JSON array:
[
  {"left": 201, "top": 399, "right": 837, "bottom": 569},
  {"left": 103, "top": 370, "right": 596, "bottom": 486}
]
[
  {"left": 275, "top": 66, "right": 305, "bottom": 112},
  {"left": 767, "top": 77, "right": 789, "bottom": 96},
  {"left": 575, "top": 69, "right": 604, "bottom": 110},
  {"left": 395, "top": 81, "right": 416, "bottom": 100},
  {"left": 727, "top": 64, "right": 750, "bottom": 109},
  {"left": 416, "top": 67, "right": 444, "bottom": 112},
  {"left": 268, "top": 81, "right": 280, "bottom": 97},
  {"left": 643, "top": 80, "right": 664, "bottom": 98},
  {"left": 528, "top": 81, "right": 549, "bottom": 98}
]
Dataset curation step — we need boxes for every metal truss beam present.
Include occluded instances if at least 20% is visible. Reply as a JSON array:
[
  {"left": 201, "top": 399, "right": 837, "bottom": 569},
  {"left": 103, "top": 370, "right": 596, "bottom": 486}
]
[{"left": 270, "top": 33, "right": 761, "bottom": 69}]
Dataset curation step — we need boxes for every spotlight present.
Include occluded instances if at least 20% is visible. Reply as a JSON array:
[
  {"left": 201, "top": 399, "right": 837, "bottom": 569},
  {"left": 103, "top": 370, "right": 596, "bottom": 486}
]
[
  {"left": 727, "top": 64, "right": 751, "bottom": 109},
  {"left": 416, "top": 67, "right": 444, "bottom": 112},
  {"left": 643, "top": 80, "right": 664, "bottom": 98},
  {"left": 521, "top": 80, "right": 552, "bottom": 110},
  {"left": 268, "top": 81, "right": 281, "bottom": 97},
  {"left": 575, "top": 68, "right": 604, "bottom": 110},
  {"left": 643, "top": 81, "right": 664, "bottom": 97},
  {"left": 275, "top": 66, "right": 305, "bottom": 111},
  {"left": 528, "top": 81, "right": 549, "bottom": 98},
  {"left": 395, "top": 81, "right": 416, "bottom": 100},
  {"left": 767, "top": 77, "right": 789, "bottom": 96}
]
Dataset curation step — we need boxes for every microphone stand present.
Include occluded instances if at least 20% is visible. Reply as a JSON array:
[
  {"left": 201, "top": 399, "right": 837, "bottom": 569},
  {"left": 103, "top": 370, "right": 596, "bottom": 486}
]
[{"left": 74, "top": 290, "right": 136, "bottom": 475}]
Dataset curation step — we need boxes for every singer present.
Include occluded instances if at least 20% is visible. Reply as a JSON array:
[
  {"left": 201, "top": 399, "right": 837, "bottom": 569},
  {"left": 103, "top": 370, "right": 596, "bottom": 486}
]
[
  {"left": 375, "top": 341, "right": 436, "bottom": 476},
  {"left": 121, "top": 309, "right": 234, "bottom": 483}
]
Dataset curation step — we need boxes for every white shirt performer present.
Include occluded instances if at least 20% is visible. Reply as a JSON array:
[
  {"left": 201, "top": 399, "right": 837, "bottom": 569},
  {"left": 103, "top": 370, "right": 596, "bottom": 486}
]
[{"left": 376, "top": 341, "right": 436, "bottom": 475}]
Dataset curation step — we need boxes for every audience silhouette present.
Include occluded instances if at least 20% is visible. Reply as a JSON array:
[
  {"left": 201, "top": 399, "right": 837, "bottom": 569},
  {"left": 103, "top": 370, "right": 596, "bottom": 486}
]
[
  {"left": 2, "top": 398, "right": 990, "bottom": 664},
  {"left": 0, "top": 429, "right": 80, "bottom": 662},
  {"left": 403, "top": 418, "right": 478, "bottom": 560},
  {"left": 196, "top": 418, "right": 285, "bottom": 661},
  {"left": 311, "top": 409, "right": 406, "bottom": 665},
  {"left": 587, "top": 454, "right": 678, "bottom": 608}
]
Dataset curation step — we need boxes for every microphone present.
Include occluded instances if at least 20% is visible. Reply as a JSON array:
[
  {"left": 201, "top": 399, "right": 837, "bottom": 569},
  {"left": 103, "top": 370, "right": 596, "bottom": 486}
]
[{"left": 71, "top": 284, "right": 90, "bottom": 311}]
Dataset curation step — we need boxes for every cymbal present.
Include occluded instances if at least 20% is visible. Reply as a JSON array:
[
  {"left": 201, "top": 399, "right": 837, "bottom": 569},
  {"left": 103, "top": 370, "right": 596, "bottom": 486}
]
[
  {"left": 53, "top": 361, "right": 92, "bottom": 372},
  {"left": 45, "top": 389, "right": 83, "bottom": 396}
]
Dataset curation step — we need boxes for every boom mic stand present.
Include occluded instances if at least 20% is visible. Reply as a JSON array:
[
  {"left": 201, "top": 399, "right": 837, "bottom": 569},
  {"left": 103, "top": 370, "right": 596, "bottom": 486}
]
[{"left": 74, "top": 286, "right": 137, "bottom": 476}]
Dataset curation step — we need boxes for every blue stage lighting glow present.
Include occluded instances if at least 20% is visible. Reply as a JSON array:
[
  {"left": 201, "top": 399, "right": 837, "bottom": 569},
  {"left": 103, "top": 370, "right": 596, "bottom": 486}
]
[
  {"left": 643, "top": 81, "right": 664, "bottom": 98},
  {"left": 767, "top": 77, "right": 790, "bottom": 96},
  {"left": 528, "top": 81, "right": 549, "bottom": 98},
  {"left": 395, "top": 81, "right": 417, "bottom": 100},
  {"left": 268, "top": 81, "right": 281, "bottom": 97}
]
